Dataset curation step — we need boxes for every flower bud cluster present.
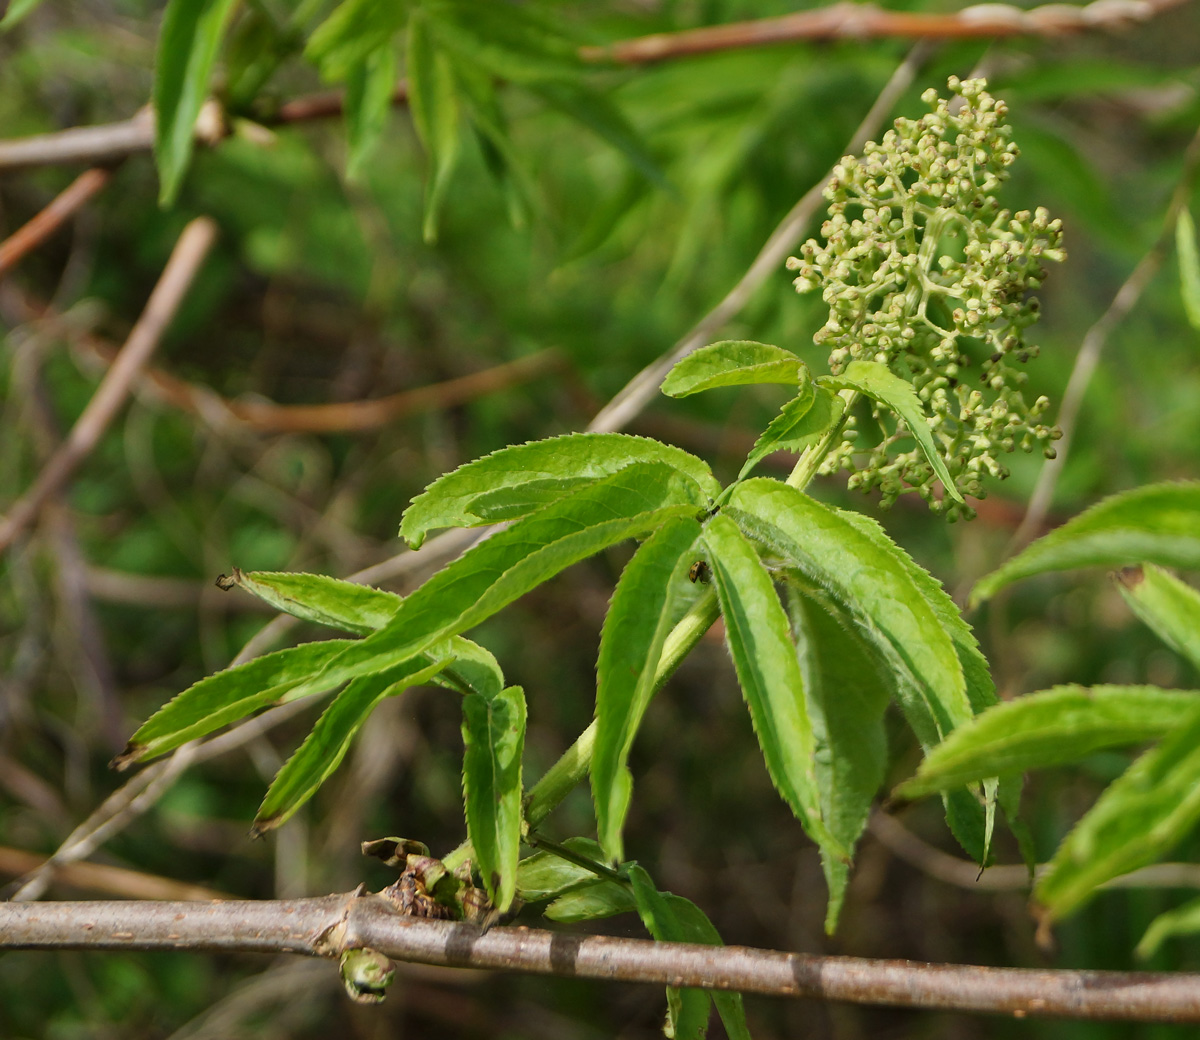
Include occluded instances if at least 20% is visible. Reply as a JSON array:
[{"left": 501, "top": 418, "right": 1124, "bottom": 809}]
[{"left": 787, "top": 77, "right": 1064, "bottom": 519}]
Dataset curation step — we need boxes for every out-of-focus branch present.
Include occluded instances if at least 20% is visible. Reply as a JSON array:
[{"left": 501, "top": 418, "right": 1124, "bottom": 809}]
[
  {"left": 0, "top": 0, "right": 1187, "bottom": 173},
  {"left": 0, "top": 217, "right": 217, "bottom": 554},
  {"left": 0, "top": 844, "right": 229, "bottom": 901},
  {"left": 1008, "top": 120, "right": 1200, "bottom": 552},
  {"left": 4, "top": 892, "right": 1200, "bottom": 1021},
  {"left": 0, "top": 167, "right": 115, "bottom": 277}
]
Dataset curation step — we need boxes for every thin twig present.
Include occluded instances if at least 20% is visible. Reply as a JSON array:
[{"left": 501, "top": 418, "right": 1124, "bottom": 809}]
[
  {"left": 0, "top": 844, "right": 230, "bottom": 901},
  {"left": 0, "top": 0, "right": 1187, "bottom": 173},
  {"left": 1008, "top": 121, "right": 1200, "bottom": 552},
  {"left": 0, "top": 167, "right": 115, "bottom": 277},
  {"left": 0, "top": 216, "right": 218, "bottom": 553},
  {"left": 4, "top": 892, "right": 1200, "bottom": 1021}
]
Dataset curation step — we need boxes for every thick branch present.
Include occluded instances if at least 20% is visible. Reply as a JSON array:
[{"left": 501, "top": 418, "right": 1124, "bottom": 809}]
[{"left": 3, "top": 893, "right": 1200, "bottom": 1022}]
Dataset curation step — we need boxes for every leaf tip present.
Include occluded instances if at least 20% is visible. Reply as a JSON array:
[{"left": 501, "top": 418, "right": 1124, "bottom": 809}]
[{"left": 110, "top": 744, "right": 145, "bottom": 771}]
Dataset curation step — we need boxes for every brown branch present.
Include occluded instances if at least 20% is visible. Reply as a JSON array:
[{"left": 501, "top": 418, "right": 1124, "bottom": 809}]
[
  {"left": 0, "top": 217, "right": 217, "bottom": 553},
  {"left": 3, "top": 892, "right": 1200, "bottom": 1021},
  {"left": 0, "top": 167, "right": 114, "bottom": 277},
  {"left": 0, "top": 845, "right": 230, "bottom": 901},
  {"left": 0, "top": 0, "right": 1189, "bottom": 173}
]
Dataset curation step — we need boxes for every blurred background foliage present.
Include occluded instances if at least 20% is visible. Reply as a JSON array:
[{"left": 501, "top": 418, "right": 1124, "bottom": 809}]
[{"left": 1, "top": 0, "right": 1199, "bottom": 1036}]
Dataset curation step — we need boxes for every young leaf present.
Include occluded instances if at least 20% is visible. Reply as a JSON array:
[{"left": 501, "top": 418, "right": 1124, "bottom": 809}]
[
  {"left": 1035, "top": 704, "right": 1200, "bottom": 923},
  {"left": 345, "top": 43, "right": 397, "bottom": 182},
  {"left": 462, "top": 685, "right": 526, "bottom": 913},
  {"left": 702, "top": 513, "right": 845, "bottom": 860},
  {"left": 153, "top": 0, "right": 239, "bottom": 205},
  {"left": 544, "top": 879, "right": 637, "bottom": 922},
  {"left": 1115, "top": 565, "right": 1200, "bottom": 672},
  {"left": 787, "top": 590, "right": 889, "bottom": 932},
  {"left": 116, "top": 639, "right": 356, "bottom": 766},
  {"left": 593, "top": 515, "right": 701, "bottom": 862},
  {"left": 304, "top": 0, "right": 406, "bottom": 82},
  {"left": 253, "top": 655, "right": 450, "bottom": 833},
  {"left": 400, "top": 433, "right": 719, "bottom": 549},
  {"left": 1177, "top": 208, "right": 1200, "bottom": 332},
  {"left": 516, "top": 838, "right": 609, "bottom": 901},
  {"left": 305, "top": 465, "right": 709, "bottom": 699},
  {"left": 1137, "top": 893, "right": 1200, "bottom": 960},
  {"left": 821, "top": 360, "right": 963, "bottom": 503},
  {"left": 407, "top": 11, "right": 461, "bottom": 243},
  {"left": 971, "top": 482, "right": 1200, "bottom": 607},
  {"left": 627, "top": 865, "right": 711, "bottom": 1040},
  {"left": 726, "top": 480, "right": 970, "bottom": 748},
  {"left": 897, "top": 685, "right": 1200, "bottom": 798},
  {"left": 739, "top": 384, "right": 842, "bottom": 479},
  {"left": 661, "top": 341, "right": 809, "bottom": 398},
  {"left": 231, "top": 570, "right": 400, "bottom": 635}
]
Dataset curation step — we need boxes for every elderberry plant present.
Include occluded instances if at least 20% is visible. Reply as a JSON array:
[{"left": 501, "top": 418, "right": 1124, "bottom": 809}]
[
  {"left": 118, "top": 78, "right": 1071, "bottom": 1031},
  {"left": 788, "top": 76, "right": 1065, "bottom": 518}
]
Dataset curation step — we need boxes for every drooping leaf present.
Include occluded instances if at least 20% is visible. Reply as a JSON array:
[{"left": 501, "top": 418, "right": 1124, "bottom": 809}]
[
  {"left": 231, "top": 570, "right": 400, "bottom": 635},
  {"left": 115, "top": 639, "right": 356, "bottom": 766},
  {"left": 303, "top": 465, "right": 708, "bottom": 701},
  {"left": 462, "top": 685, "right": 526, "bottom": 912},
  {"left": 787, "top": 590, "right": 889, "bottom": 932},
  {"left": 400, "top": 433, "right": 719, "bottom": 549},
  {"left": 253, "top": 655, "right": 450, "bottom": 833},
  {"left": 897, "top": 685, "right": 1200, "bottom": 799},
  {"left": 628, "top": 865, "right": 711, "bottom": 1040},
  {"left": 703, "top": 513, "right": 844, "bottom": 860},
  {"left": 971, "top": 482, "right": 1200, "bottom": 606},
  {"left": 1177, "top": 208, "right": 1200, "bottom": 332},
  {"left": 154, "top": 0, "right": 239, "bottom": 205},
  {"left": 0, "top": 0, "right": 46, "bottom": 31},
  {"left": 822, "top": 360, "right": 962, "bottom": 503},
  {"left": 406, "top": 11, "right": 461, "bottom": 243},
  {"left": 304, "top": 0, "right": 406, "bottom": 82},
  {"left": 1115, "top": 565, "right": 1200, "bottom": 672},
  {"left": 1137, "top": 894, "right": 1200, "bottom": 960},
  {"left": 516, "top": 837, "right": 610, "bottom": 901},
  {"left": 593, "top": 515, "right": 701, "bottom": 862},
  {"left": 662, "top": 341, "right": 809, "bottom": 398},
  {"left": 429, "top": 0, "right": 585, "bottom": 84},
  {"left": 727, "top": 480, "right": 970, "bottom": 747},
  {"left": 740, "top": 384, "right": 842, "bottom": 479},
  {"left": 1036, "top": 704, "right": 1200, "bottom": 923},
  {"left": 344, "top": 43, "right": 397, "bottom": 181},
  {"left": 544, "top": 879, "right": 637, "bottom": 922}
]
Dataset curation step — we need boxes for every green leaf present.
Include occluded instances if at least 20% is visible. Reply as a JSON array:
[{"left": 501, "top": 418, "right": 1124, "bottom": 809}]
[
  {"left": 400, "top": 433, "right": 719, "bottom": 549},
  {"left": 787, "top": 590, "right": 889, "bottom": 932},
  {"left": 740, "top": 384, "right": 843, "bottom": 480},
  {"left": 304, "top": 0, "right": 406, "bottom": 82},
  {"left": 253, "top": 655, "right": 450, "bottom": 833},
  {"left": 407, "top": 10, "right": 461, "bottom": 243},
  {"left": 1036, "top": 704, "right": 1200, "bottom": 923},
  {"left": 897, "top": 685, "right": 1200, "bottom": 798},
  {"left": 0, "top": 0, "right": 46, "bottom": 31},
  {"left": 727, "top": 480, "right": 970, "bottom": 748},
  {"left": 516, "top": 838, "right": 609, "bottom": 901},
  {"left": 593, "top": 516, "right": 701, "bottom": 862},
  {"left": 344, "top": 43, "right": 397, "bottom": 182},
  {"left": 530, "top": 80, "right": 670, "bottom": 191},
  {"left": 659, "top": 896, "right": 751, "bottom": 1040},
  {"left": 822, "top": 360, "right": 963, "bottom": 503},
  {"left": 116, "top": 639, "right": 356, "bottom": 766},
  {"left": 1177, "top": 208, "right": 1200, "bottom": 332},
  {"left": 627, "top": 865, "right": 711, "bottom": 1040},
  {"left": 544, "top": 879, "right": 637, "bottom": 922},
  {"left": 1116, "top": 565, "right": 1200, "bottom": 672},
  {"left": 462, "top": 685, "right": 526, "bottom": 913},
  {"left": 306, "top": 465, "right": 708, "bottom": 700},
  {"left": 153, "top": 0, "right": 239, "bottom": 205},
  {"left": 970, "top": 482, "right": 1200, "bottom": 607},
  {"left": 1137, "top": 894, "right": 1200, "bottom": 960},
  {"left": 231, "top": 570, "right": 401, "bottom": 635},
  {"left": 662, "top": 341, "right": 809, "bottom": 398},
  {"left": 428, "top": 1, "right": 584, "bottom": 85},
  {"left": 703, "top": 512, "right": 845, "bottom": 860}
]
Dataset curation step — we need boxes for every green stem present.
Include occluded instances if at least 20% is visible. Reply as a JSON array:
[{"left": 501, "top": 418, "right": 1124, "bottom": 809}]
[{"left": 786, "top": 389, "right": 857, "bottom": 491}]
